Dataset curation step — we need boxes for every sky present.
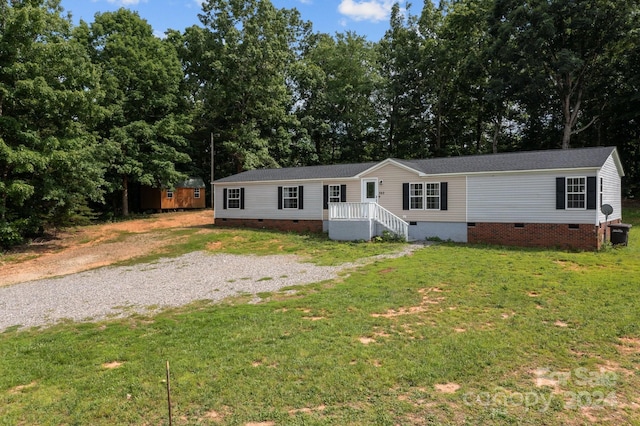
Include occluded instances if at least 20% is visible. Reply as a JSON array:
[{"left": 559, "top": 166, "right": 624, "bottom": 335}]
[{"left": 59, "top": 0, "right": 400, "bottom": 41}]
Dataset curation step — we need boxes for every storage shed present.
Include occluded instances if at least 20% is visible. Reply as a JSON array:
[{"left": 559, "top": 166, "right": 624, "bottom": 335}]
[{"left": 140, "top": 178, "right": 206, "bottom": 212}]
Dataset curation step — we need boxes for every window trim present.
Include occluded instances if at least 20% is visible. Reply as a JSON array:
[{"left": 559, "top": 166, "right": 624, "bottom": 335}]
[
  {"left": 328, "top": 184, "right": 341, "bottom": 204},
  {"left": 409, "top": 182, "right": 424, "bottom": 210},
  {"left": 599, "top": 177, "right": 603, "bottom": 207},
  {"left": 194, "top": 188, "right": 201, "bottom": 199},
  {"left": 166, "top": 190, "right": 174, "bottom": 199},
  {"left": 425, "top": 182, "right": 441, "bottom": 210},
  {"left": 408, "top": 182, "right": 441, "bottom": 210},
  {"left": 227, "top": 187, "right": 241, "bottom": 209},
  {"left": 566, "top": 176, "right": 586, "bottom": 210},
  {"left": 282, "top": 186, "right": 298, "bottom": 209}
]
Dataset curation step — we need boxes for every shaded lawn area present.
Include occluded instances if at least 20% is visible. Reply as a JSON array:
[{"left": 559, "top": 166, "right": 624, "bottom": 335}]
[{"left": 1, "top": 212, "right": 639, "bottom": 425}]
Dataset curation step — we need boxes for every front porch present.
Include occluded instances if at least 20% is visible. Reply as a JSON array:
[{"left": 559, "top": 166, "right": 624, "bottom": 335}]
[{"left": 328, "top": 202, "right": 408, "bottom": 241}]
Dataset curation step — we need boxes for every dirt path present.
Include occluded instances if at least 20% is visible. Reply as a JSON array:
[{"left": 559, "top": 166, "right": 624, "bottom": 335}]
[{"left": 0, "top": 210, "right": 214, "bottom": 287}]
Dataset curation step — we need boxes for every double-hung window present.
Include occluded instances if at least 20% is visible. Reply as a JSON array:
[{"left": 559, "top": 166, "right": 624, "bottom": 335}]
[
  {"left": 566, "top": 177, "right": 586, "bottom": 209},
  {"left": 409, "top": 183, "right": 423, "bottom": 210},
  {"left": 194, "top": 188, "right": 201, "bottom": 199},
  {"left": 425, "top": 183, "right": 440, "bottom": 210},
  {"left": 167, "top": 190, "right": 174, "bottom": 199},
  {"left": 329, "top": 185, "right": 341, "bottom": 203},
  {"left": 283, "top": 186, "right": 298, "bottom": 209},
  {"left": 408, "top": 182, "right": 442, "bottom": 210},
  {"left": 227, "top": 188, "right": 241, "bottom": 209}
]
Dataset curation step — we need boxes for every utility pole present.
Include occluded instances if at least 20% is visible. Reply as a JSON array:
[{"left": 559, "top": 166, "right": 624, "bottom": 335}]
[{"left": 210, "top": 133, "right": 215, "bottom": 210}]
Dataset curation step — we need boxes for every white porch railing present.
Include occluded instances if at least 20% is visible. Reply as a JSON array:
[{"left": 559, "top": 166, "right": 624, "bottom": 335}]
[{"left": 329, "top": 202, "right": 408, "bottom": 241}]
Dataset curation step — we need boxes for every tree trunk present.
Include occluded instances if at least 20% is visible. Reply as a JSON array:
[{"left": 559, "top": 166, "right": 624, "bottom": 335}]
[
  {"left": 492, "top": 116, "right": 501, "bottom": 154},
  {"left": 562, "top": 121, "right": 572, "bottom": 149},
  {"left": 122, "top": 175, "right": 129, "bottom": 216}
]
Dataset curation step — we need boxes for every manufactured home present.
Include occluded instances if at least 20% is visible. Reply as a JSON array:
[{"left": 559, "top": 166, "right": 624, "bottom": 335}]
[
  {"left": 140, "top": 177, "right": 206, "bottom": 212},
  {"left": 213, "top": 147, "right": 624, "bottom": 250}
]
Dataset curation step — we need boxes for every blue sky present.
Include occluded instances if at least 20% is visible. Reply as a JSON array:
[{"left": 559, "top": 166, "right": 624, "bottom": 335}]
[{"left": 59, "top": 0, "right": 400, "bottom": 41}]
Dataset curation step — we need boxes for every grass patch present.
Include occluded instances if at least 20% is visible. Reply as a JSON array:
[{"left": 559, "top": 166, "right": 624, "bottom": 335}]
[
  {"left": 115, "top": 226, "right": 405, "bottom": 267},
  {"left": 0, "top": 212, "right": 639, "bottom": 424}
]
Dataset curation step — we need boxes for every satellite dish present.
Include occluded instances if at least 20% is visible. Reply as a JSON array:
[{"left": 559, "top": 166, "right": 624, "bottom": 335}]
[{"left": 601, "top": 204, "right": 614, "bottom": 216}]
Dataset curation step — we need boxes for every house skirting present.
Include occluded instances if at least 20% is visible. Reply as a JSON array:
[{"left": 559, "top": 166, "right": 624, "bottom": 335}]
[
  {"left": 467, "top": 222, "right": 620, "bottom": 250},
  {"left": 215, "top": 218, "right": 323, "bottom": 233}
]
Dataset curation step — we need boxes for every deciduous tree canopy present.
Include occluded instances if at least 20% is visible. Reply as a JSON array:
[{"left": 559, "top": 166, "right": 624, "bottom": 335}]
[{"left": 1, "top": 0, "right": 638, "bottom": 247}]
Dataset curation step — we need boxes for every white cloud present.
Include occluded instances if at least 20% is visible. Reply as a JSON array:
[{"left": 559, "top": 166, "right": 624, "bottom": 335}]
[
  {"left": 337, "top": 0, "right": 393, "bottom": 23},
  {"left": 106, "top": 0, "right": 147, "bottom": 5},
  {"left": 298, "top": 0, "right": 313, "bottom": 4}
]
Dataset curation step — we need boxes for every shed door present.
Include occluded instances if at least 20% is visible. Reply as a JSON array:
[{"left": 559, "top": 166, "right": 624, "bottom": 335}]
[{"left": 362, "top": 179, "right": 378, "bottom": 203}]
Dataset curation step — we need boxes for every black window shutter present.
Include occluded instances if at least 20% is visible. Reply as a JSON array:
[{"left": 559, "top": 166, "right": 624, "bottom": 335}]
[
  {"left": 323, "top": 185, "right": 329, "bottom": 210},
  {"left": 340, "top": 184, "right": 347, "bottom": 202},
  {"left": 223, "top": 188, "right": 227, "bottom": 210},
  {"left": 240, "top": 188, "right": 245, "bottom": 210},
  {"left": 556, "top": 177, "right": 565, "bottom": 210},
  {"left": 277, "top": 186, "right": 283, "bottom": 210},
  {"left": 587, "top": 176, "right": 596, "bottom": 210},
  {"left": 403, "top": 183, "right": 409, "bottom": 210},
  {"left": 440, "top": 182, "right": 448, "bottom": 211},
  {"left": 298, "top": 185, "right": 304, "bottom": 210}
]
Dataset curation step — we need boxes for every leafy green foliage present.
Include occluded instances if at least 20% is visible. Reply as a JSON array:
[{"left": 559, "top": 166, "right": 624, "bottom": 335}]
[
  {"left": 1, "top": 0, "right": 639, "bottom": 247},
  {"left": 294, "top": 31, "right": 382, "bottom": 163},
  {"left": 0, "top": 0, "right": 105, "bottom": 247},
  {"left": 76, "top": 9, "right": 192, "bottom": 216}
]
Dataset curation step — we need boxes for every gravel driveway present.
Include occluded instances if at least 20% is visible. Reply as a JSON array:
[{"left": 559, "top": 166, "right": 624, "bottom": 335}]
[{"left": 0, "top": 247, "right": 420, "bottom": 331}]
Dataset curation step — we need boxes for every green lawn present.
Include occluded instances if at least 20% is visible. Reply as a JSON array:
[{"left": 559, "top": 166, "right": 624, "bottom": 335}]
[{"left": 1, "top": 212, "right": 639, "bottom": 425}]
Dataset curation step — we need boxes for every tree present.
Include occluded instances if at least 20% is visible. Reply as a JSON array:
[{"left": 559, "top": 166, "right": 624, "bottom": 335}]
[
  {"left": 0, "top": 0, "right": 105, "bottom": 247},
  {"left": 489, "top": 0, "right": 635, "bottom": 149},
  {"left": 76, "top": 9, "right": 192, "bottom": 215},
  {"left": 377, "top": 2, "right": 429, "bottom": 158},
  {"left": 294, "top": 32, "right": 382, "bottom": 163},
  {"left": 191, "top": 0, "right": 310, "bottom": 176}
]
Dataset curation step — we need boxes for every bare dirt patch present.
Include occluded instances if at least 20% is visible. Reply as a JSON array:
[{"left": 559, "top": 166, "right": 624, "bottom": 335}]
[
  {"left": 554, "top": 260, "right": 587, "bottom": 272},
  {"left": 617, "top": 337, "right": 640, "bottom": 355},
  {"left": 0, "top": 210, "right": 214, "bottom": 287},
  {"left": 8, "top": 381, "right": 37, "bottom": 394},
  {"left": 289, "top": 405, "right": 326, "bottom": 415},
  {"left": 102, "top": 361, "right": 124, "bottom": 369},
  {"left": 434, "top": 383, "right": 460, "bottom": 394},
  {"left": 371, "top": 287, "right": 445, "bottom": 318}
]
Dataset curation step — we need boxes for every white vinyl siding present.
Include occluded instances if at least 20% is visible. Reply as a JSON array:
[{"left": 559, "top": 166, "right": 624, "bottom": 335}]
[
  {"left": 467, "top": 171, "right": 597, "bottom": 224},
  {"left": 215, "top": 182, "right": 323, "bottom": 220},
  {"left": 598, "top": 154, "right": 623, "bottom": 222},
  {"left": 360, "top": 163, "right": 466, "bottom": 222}
]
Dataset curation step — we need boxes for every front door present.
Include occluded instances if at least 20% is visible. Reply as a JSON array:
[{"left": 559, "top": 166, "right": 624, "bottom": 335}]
[{"left": 362, "top": 179, "right": 378, "bottom": 203}]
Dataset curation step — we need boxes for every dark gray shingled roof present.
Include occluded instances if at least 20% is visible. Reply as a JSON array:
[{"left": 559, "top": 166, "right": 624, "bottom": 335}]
[
  {"left": 214, "top": 146, "right": 617, "bottom": 183},
  {"left": 396, "top": 146, "right": 617, "bottom": 175},
  {"left": 214, "top": 162, "right": 379, "bottom": 183}
]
